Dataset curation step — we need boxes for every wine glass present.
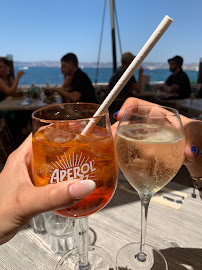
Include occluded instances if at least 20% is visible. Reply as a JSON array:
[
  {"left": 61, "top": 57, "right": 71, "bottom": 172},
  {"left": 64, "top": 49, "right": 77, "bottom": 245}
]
[
  {"left": 115, "top": 105, "right": 186, "bottom": 269},
  {"left": 31, "top": 103, "right": 118, "bottom": 270}
]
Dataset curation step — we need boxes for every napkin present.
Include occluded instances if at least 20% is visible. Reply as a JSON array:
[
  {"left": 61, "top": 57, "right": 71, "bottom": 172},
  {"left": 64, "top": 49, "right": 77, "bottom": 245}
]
[{"left": 119, "top": 182, "right": 188, "bottom": 210}]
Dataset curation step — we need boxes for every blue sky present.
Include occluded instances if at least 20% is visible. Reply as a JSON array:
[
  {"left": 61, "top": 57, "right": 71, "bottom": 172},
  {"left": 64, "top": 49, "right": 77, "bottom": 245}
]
[{"left": 1, "top": 0, "right": 202, "bottom": 64}]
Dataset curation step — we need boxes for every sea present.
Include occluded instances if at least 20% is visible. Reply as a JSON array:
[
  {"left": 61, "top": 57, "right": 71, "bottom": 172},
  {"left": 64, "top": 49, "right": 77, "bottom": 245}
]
[{"left": 15, "top": 66, "right": 198, "bottom": 86}]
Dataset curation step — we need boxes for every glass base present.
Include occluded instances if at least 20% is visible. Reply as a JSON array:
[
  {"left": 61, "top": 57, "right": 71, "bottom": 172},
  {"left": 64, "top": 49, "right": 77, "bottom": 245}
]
[
  {"left": 55, "top": 245, "right": 115, "bottom": 270},
  {"left": 116, "top": 242, "right": 168, "bottom": 270}
]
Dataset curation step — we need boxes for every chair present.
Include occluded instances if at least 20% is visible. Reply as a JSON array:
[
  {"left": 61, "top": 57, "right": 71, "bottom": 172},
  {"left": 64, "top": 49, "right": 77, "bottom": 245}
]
[
  {"left": 141, "top": 74, "right": 151, "bottom": 92},
  {"left": 195, "top": 84, "right": 202, "bottom": 98},
  {"left": 94, "top": 84, "right": 108, "bottom": 104},
  {"left": 191, "top": 83, "right": 201, "bottom": 98},
  {"left": 0, "top": 117, "right": 16, "bottom": 170}
]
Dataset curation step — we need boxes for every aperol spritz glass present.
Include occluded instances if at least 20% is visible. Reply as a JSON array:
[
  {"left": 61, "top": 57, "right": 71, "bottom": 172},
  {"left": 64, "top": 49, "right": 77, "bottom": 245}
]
[{"left": 32, "top": 103, "right": 118, "bottom": 270}]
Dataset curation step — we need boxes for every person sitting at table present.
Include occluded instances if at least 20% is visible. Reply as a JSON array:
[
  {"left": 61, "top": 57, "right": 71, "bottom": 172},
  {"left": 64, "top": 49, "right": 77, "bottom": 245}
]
[
  {"left": 158, "top": 55, "right": 191, "bottom": 99},
  {"left": 0, "top": 97, "right": 201, "bottom": 246},
  {"left": 106, "top": 52, "right": 144, "bottom": 113},
  {"left": 0, "top": 58, "right": 25, "bottom": 101},
  {"left": 48, "top": 53, "right": 97, "bottom": 103}
]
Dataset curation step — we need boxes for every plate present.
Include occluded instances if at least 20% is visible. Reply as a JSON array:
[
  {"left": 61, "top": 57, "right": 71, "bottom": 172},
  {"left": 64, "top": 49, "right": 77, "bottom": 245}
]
[{"left": 19, "top": 100, "right": 32, "bottom": 106}]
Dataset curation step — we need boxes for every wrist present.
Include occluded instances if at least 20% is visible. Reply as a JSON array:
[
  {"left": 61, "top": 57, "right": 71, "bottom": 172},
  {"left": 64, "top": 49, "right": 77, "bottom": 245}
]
[{"left": 65, "top": 86, "right": 72, "bottom": 91}]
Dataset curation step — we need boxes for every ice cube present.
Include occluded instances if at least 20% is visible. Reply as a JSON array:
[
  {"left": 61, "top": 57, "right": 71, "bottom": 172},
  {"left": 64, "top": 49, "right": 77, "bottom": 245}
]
[
  {"left": 37, "top": 163, "right": 54, "bottom": 179},
  {"left": 44, "top": 126, "right": 75, "bottom": 144},
  {"left": 74, "top": 134, "right": 95, "bottom": 144}
]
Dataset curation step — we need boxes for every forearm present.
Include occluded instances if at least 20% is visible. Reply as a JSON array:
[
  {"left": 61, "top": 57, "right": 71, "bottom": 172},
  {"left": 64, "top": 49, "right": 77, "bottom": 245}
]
[
  {"left": 54, "top": 87, "right": 81, "bottom": 102},
  {"left": 133, "top": 79, "right": 142, "bottom": 94},
  {"left": 10, "top": 77, "right": 21, "bottom": 93},
  {"left": 163, "top": 85, "right": 172, "bottom": 93},
  {"left": 0, "top": 77, "right": 20, "bottom": 95},
  {"left": 134, "top": 82, "right": 142, "bottom": 93},
  {"left": 133, "top": 71, "right": 144, "bottom": 93},
  {"left": 163, "top": 84, "right": 178, "bottom": 94},
  {"left": 0, "top": 231, "right": 16, "bottom": 245}
]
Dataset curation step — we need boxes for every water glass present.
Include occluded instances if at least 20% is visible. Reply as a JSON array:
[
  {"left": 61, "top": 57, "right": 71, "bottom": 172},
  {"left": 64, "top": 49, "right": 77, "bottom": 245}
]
[
  {"left": 190, "top": 92, "right": 195, "bottom": 104},
  {"left": 30, "top": 214, "right": 46, "bottom": 234},
  {"left": 43, "top": 212, "right": 75, "bottom": 256}
]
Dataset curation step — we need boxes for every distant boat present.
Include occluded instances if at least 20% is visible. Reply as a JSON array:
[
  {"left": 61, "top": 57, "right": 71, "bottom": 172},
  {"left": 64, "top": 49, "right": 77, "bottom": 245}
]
[
  {"left": 19, "top": 66, "right": 29, "bottom": 70},
  {"left": 147, "top": 66, "right": 158, "bottom": 70}
]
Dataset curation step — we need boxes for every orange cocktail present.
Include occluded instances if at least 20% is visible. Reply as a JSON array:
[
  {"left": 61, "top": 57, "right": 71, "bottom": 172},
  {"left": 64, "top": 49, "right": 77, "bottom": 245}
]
[{"left": 32, "top": 103, "right": 118, "bottom": 218}]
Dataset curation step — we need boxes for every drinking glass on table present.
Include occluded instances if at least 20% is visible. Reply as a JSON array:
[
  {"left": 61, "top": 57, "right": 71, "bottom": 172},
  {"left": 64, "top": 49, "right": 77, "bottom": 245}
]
[
  {"left": 115, "top": 105, "right": 186, "bottom": 269},
  {"left": 43, "top": 212, "right": 75, "bottom": 256},
  {"left": 31, "top": 103, "right": 118, "bottom": 270}
]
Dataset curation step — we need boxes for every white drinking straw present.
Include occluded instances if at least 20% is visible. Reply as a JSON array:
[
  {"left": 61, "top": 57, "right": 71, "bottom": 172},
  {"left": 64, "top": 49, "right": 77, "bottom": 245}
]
[{"left": 82, "top": 15, "right": 173, "bottom": 135}]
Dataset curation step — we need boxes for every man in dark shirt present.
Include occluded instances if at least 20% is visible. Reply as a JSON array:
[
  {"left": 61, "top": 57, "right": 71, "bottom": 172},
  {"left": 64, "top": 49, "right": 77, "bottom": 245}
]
[
  {"left": 50, "top": 53, "right": 97, "bottom": 103},
  {"left": 160, "top": 55, "right": 191, "bottom": 99},
  {"left": 107, "top": 52, "right": 144, "bottom": 113}
]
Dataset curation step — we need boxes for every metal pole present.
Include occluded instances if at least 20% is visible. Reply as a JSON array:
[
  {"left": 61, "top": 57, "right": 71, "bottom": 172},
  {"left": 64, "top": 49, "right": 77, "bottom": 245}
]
[
  {"left": 197, "top": 57, "right": 202, "bottom": 83},
  {"left": 109, "top": 0, "right": 117, "bottom": 72}
]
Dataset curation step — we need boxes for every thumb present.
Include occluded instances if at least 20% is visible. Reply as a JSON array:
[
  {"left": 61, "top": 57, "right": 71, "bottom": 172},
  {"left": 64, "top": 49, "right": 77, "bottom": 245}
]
[
  {"left": 22, "top": 179, "right": 96, "bottom": 218},
  {"left": 183, "top": 121, "right": 202, "bottom": 177},
  {"left": 184, "top": 144, "right": 199, "bottom": 162}
]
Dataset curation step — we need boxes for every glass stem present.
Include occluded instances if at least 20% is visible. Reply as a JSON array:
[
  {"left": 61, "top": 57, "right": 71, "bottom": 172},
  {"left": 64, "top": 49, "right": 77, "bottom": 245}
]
[
  {"left": 73, "top": 217, "right": 91, "bottom": 270},
  {"left": 136, "top": 194, "right": 151, "bottom": 262}
]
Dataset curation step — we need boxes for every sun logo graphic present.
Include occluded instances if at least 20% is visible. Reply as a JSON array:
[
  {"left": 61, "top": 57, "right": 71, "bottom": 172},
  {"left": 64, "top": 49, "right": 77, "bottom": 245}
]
[{"left": 49, "top": 152, "right": 97, "bottom": 184}]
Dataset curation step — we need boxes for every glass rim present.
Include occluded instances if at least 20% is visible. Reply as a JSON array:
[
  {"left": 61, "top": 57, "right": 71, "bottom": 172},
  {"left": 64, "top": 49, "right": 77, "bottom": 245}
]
[
  {"left": 32, "top": 102, "right": 106, "bottom": 123},
  {"left": 124, "top": 104, "right": 180, "bottom": 117}
]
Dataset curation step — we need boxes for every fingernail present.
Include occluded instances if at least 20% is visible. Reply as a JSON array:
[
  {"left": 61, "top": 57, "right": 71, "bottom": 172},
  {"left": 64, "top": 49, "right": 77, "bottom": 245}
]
[
  {"left": 69, "top": 180, "right": 96, "bottom": 200},
  {"left": 113, "top": 110, "right": 120, "bottom": 119},
  {"left": 191, "top": 145, "right": 199, "bottom": 157}
]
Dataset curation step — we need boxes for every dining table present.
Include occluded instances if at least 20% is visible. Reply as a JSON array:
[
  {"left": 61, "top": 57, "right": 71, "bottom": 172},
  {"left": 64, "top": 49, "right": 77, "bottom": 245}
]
[
  {"left": 0, "top": 171, "right": 201, "bottom": 270},
  {"left": 151, "top": 97, "right": 202, "bottom": 118},
  {"left": 0, "top": 95, "right": 62, "bottom": 112},
  {"left": 173, "top": 98, "right": 202, "bottom": 118}
]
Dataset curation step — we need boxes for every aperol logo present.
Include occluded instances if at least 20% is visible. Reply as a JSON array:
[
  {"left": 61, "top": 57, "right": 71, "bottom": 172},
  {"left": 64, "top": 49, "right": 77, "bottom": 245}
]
[{"left": 49, "top": 152, "right": 96, "bottom": 183}]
